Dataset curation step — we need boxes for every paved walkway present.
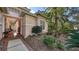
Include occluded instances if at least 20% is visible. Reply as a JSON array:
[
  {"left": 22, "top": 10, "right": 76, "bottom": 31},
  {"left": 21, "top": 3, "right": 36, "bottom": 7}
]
[{"left": 7, "top": 39, "right": 29, "bottom": 51}]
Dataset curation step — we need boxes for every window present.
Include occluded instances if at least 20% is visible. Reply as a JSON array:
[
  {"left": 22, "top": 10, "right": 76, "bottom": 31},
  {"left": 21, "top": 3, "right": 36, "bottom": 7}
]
[{"left": 40, "top": 20, "right": 45, "bottom": 30}]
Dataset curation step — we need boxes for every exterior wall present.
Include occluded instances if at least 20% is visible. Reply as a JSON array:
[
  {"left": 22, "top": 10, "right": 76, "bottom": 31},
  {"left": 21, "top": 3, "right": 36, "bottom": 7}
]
[
  {"left": 74, "top": 24, "right": 79, "bottom": 30},
  {"left": 21, "top": 16, "right": 26, "bottom": 37},
  {"left": 37, "top": 15, "right": 48, "bottom": 33},
  {"left": 0, "top": 14, "right": 5, "bottom": 40},
  {"left": 22, "top": 14, "right": 48, "bottom": 38},
  {"left": 22, "top": 15, "right": 37, "bottom": 38}
]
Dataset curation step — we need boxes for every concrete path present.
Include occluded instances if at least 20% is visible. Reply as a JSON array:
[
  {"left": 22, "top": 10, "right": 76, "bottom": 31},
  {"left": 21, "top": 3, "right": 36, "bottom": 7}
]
[{"left": 7, "top": 39, "right": 29, "bottom": 51}]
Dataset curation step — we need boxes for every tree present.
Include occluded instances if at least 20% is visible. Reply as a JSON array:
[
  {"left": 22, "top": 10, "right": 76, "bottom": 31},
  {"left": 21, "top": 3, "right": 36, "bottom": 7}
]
[
  {"left": 68, "top": 7, "right": 79, "bottom": 21},
  {"left": 44, "top": 7, "right": 69, "bottom": 37}
]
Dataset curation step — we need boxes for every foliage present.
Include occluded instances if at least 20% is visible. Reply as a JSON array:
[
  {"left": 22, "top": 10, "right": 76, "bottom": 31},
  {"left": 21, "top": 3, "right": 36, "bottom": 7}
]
[
  {"left": 68, "top": 7, "right": 79, "bottom": 21},
  {"left": 55, "top": 40, "right": 64, "bottom": 49},
  {"left": 65, "top": 30, "right": 79, "bottom": 49},
  {"left": 43, "top": 35, "right": 56, "bottom": 47},
  {"left": 61, "top": 22, "right": 74, "bottom": 33},
  {"left": 63, "top": 22, "right": 73, "bottom": 30},
  {"left": 44, "top": 7, "right": 70, "bottom": 34},
  {"left": 42, "top": 35, "right": 64, "bottom": 49},
  {"left": 32, "top": 26, "right": 42, "bottom": 34}
]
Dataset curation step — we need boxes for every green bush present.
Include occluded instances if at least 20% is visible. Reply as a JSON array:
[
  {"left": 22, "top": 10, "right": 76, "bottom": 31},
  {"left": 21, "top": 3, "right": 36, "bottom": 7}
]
[
  {"left": 32, "top": 26, "right": 42, "bottom": 34},
  {"left": 66, "top": 30, "right": 79, "bottom": 49},
  {"left": 56, "top": 40, "right": 64, "bottom": 50},
  {"left": 43, "top": 35, "right": 56, "bottom": 47},
  {"left": 42, "top": 35, "right": 64, "bottom": 50}
]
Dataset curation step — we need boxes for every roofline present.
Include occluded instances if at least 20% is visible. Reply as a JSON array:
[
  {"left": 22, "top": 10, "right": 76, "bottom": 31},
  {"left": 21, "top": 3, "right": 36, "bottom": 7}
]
[
  {"left": 1, "top": 7, "right": 48, "bottom": 18},
  {"left": 13, "top": 7, "right": 37, "bottom": 18},
  {"left": 35, "top": 13, "right": 47, "bottom": 19},
  {"left": 15, "top": 7, "right": 48, "bottom": 18}
]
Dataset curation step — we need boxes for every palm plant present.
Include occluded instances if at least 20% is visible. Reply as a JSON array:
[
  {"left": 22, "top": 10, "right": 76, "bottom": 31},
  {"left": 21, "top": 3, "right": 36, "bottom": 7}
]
[
  {"left": 44, "top": 7, "right": 69, "bottom": 37},
  {"left": 62, "top": 22, "right": 74, "bottom": 33}
]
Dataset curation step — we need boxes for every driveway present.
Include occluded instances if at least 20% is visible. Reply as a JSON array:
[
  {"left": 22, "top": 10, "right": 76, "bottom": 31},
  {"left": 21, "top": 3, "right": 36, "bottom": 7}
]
[{"left": 7, "top": 39, "right": 29, "bottom": 51}]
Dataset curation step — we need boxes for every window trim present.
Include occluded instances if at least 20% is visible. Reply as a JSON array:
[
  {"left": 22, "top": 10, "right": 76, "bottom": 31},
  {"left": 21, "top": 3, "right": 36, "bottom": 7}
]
[{"left": 40, "top": 20, "right": 45, "bottom": 30}]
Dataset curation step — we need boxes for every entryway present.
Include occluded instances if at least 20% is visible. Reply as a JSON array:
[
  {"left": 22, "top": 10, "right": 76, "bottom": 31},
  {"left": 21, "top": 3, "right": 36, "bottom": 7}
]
[{"left": 5, "top": 16, "right": 21, "bottom": 38}]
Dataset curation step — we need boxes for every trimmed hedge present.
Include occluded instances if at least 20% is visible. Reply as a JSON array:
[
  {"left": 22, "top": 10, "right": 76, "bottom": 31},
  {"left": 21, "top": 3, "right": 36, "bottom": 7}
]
[{"left": 32, "top": 26, "right": 42, "bottom": 34}]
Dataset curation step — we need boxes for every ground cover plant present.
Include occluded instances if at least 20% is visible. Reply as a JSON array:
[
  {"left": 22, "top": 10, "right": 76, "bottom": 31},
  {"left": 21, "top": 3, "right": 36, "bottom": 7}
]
[{"left": 42, "top": 35, "right": 64, "bottom": 50}]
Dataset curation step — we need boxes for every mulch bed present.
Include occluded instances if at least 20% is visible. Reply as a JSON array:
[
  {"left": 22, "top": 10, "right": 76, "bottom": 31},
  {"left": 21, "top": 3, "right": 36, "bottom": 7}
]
[
  {"left": 24, "top": 32, "right": 70, "bottom": 51},
  {"left": 25, "top": 35, "right": 61, "bottom": 51}
]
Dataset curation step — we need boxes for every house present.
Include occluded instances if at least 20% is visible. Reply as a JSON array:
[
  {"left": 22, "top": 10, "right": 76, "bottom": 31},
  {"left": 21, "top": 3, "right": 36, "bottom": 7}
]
[
  {"left": 72, "top": 22, "right": 79, "bottom": 30},
  {"left": 0, "top": 7, "right": 48, "bottom": 40}
]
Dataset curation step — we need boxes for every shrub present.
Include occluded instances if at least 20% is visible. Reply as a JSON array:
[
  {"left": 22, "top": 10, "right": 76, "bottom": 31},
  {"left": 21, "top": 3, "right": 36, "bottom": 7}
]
[
  {"left": 42, "top": 35, "right": 64, "bottom": 50},
  {"left": 56, "top": 40, "right": 64, "bottom": 50},
  {"left": 65, "top": 30, "right": 79, "bottom": 49},
  {"left": 32, "top": 26, "right": 42, "bottom": 34},
  {"left": 43, "top": 35, "right": 56, "bottom": 48}
]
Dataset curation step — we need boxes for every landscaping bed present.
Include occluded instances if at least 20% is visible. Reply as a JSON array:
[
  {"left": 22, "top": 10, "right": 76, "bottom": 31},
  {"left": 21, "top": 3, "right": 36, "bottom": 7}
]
[
  {"left": 25, "top": 34, "right": 65, "bottom": 51},
  {"left": 25, "top": 35, "right": 51, "bottom": 51}
]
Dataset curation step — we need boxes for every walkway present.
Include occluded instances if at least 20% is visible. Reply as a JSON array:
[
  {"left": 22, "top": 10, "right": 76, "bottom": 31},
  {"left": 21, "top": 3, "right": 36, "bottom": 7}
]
[{"left": 7, "top": 39, "right": 29, "bottom": 51}]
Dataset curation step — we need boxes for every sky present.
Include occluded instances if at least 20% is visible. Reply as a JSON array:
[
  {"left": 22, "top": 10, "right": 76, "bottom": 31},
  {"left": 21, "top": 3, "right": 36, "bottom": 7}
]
[
  {"left": 28, "top": 7, "right": 78, "bottom": 22},
  {"left": 29, "top": 7, "right": 46, "bottom": 13}
]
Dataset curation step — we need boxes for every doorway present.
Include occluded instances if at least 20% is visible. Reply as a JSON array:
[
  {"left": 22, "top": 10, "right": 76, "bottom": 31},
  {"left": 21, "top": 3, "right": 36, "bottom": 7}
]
[{"left": 5, "top": 16, "right": 21, "bottom": 37}]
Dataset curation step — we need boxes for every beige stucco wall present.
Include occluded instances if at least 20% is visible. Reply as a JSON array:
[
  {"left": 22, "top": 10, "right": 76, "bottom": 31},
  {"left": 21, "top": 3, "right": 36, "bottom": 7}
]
[
  {"left": 22, "top": 15, "right": 37, "bottom": 38},
  {"left": 22, "top": 14, "right": 48, "bottom": 38},
  {"left": 37, "top": 15, "right": 48, "bottom": 33},
  {"left": 0, "top": 14, "right": 5, "bottom": 40}
]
